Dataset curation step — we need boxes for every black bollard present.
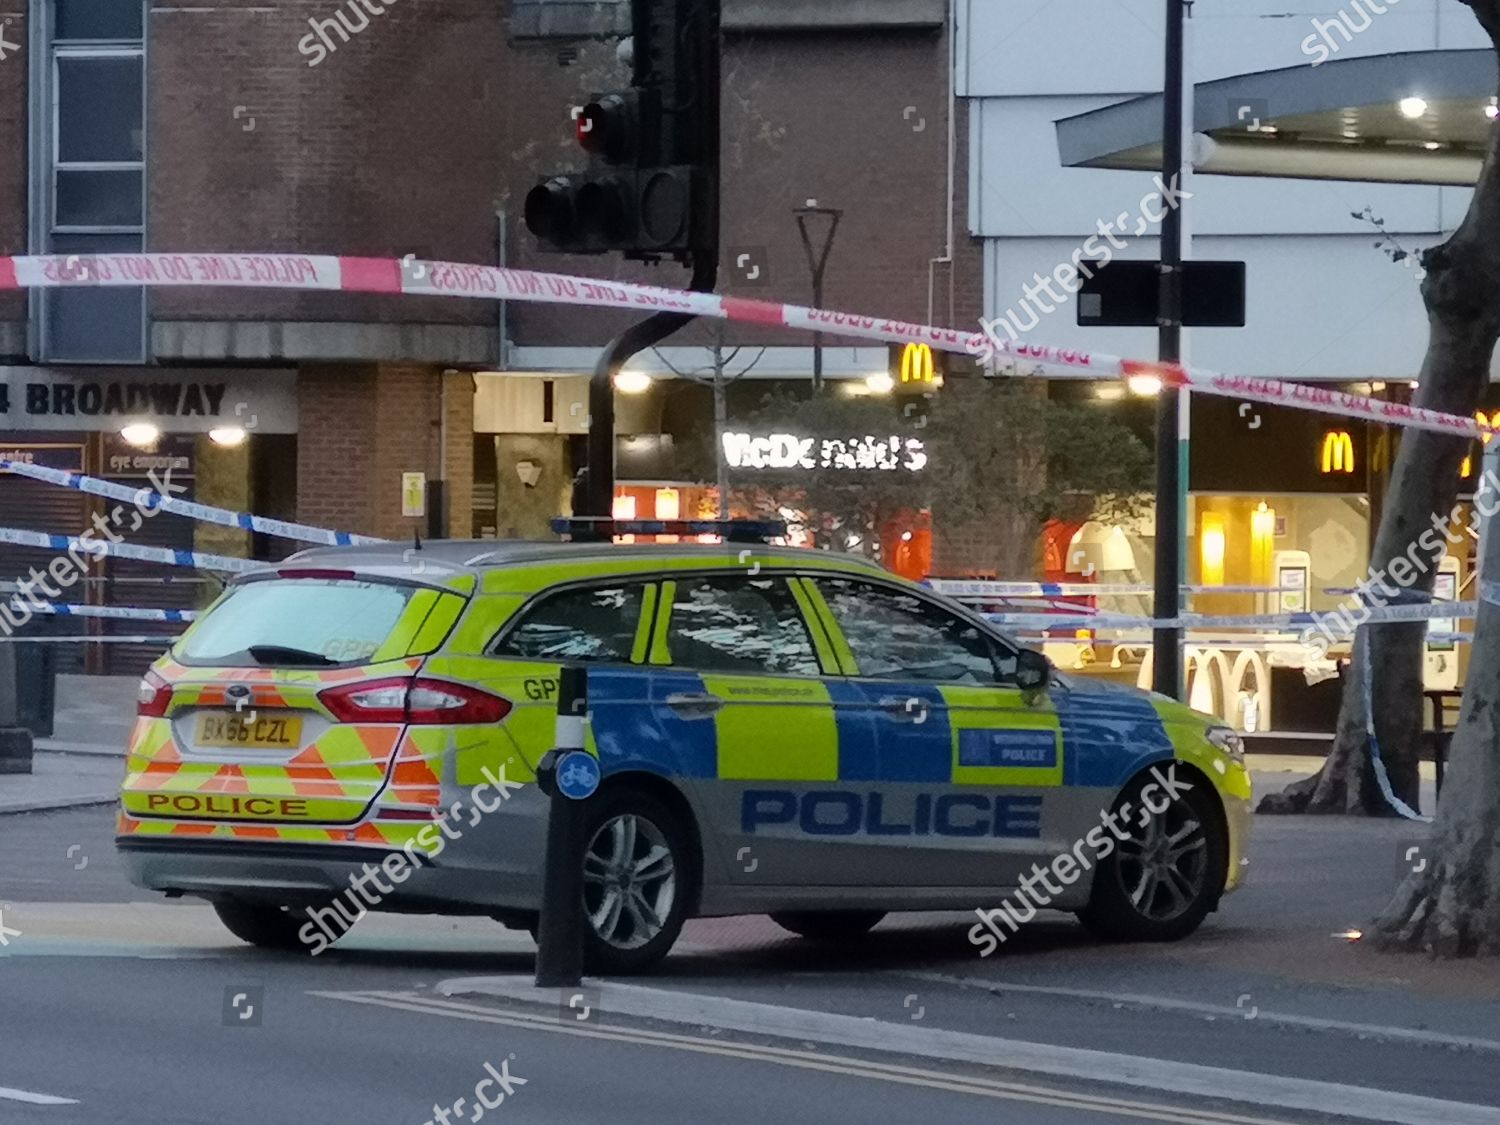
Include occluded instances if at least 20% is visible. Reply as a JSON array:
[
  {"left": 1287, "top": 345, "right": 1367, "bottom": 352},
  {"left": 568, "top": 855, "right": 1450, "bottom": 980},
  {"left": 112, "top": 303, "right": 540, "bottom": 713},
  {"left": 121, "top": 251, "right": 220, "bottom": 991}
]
[{"left": 533, "top": 665, "right": 592, "bottom": 988}]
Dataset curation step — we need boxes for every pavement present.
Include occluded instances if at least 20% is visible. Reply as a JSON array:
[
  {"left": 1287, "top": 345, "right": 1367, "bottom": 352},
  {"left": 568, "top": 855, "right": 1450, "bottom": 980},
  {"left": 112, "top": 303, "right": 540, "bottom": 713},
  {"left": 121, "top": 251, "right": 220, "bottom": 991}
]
[
  {"left": 41, "top": 674, "right": 137, "bottom": 752},
  {"left": 0, "top": 674, "right": 130, "bottom": 815}
]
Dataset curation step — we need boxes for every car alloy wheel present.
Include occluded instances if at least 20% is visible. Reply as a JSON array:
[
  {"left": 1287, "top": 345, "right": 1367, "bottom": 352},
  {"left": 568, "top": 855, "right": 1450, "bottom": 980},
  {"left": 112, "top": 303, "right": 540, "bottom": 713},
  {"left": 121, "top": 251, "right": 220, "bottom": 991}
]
[
  {"left": 1114, "top": 797, "right": 1209, "bottom": 923},
  {"left": 582, "top": 812, "right": 677, "bottom": 950}
]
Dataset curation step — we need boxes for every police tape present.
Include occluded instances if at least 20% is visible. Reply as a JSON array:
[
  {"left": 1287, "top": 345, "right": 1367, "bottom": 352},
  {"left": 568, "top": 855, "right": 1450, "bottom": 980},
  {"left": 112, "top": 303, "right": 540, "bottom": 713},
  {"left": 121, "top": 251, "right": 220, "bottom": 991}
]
[
  {"left": 1011, "top": 631, "right": 1474, "bottom": 645},
  {"left": 2, "top": 251, "right": 1495, "bottom": 442},
  {"left": 0, "top": 634, "right": 177, "bottom": 644},
  {"left": 929, "top": 580, "right": 1303, "bottom": 598},
  {"left": 987, "top": 599, "right": 1477, "bottom": 632},
  {"left": 0, "top": 526, "right": 255, "bottom": 573},
  {"left": 0, "top": 459, "right": 382, "bottom": 547},
  {"left": 1, "top": 601, "right": 197, "bottom": 623}
]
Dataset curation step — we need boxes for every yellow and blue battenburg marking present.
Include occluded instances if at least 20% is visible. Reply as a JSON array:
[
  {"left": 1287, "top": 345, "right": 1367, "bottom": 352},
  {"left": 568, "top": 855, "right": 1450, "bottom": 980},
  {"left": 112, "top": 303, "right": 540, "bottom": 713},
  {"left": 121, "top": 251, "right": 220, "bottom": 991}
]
[{"left": 577, "top": 666, "right": 1185, "bottom": 841}]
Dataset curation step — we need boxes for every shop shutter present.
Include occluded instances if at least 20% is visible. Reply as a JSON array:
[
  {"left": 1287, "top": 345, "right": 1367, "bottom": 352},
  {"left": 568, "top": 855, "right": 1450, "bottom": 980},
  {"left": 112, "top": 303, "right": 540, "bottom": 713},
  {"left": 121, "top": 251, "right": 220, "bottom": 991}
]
[
  {"left": 0, "top": 475, "right": 91, "bottom": 674},
  {"left": 100, "top": 502, "right": 209, "bottom": 678}
]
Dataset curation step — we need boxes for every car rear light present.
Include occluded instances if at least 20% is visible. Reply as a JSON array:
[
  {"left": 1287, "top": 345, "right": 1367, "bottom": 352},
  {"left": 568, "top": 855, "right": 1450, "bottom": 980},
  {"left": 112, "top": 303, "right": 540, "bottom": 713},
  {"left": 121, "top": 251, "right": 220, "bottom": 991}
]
[
  {"left": 319, "top": 677, "right": 511, "bottom": 725},
  {"left": 137, "top": 670, "right": 174, "bottom": 718},
  {"left": 319, "top": 677, "right": 411, "bottom": 723},
  {"left": 407, "top": 679, "right": 512, "bottom": 724}
]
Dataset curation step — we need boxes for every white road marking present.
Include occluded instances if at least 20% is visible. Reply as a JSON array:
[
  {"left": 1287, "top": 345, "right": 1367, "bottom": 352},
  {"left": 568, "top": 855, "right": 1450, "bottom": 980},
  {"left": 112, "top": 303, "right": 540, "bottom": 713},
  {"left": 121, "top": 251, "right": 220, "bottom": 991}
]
[
  {"left": 433, "top": 974, "right": 1500, "bottom": 1125},
  {"left": 0, "top": 1084, "right": 79, "bottom": 1106},
  {"left": 314, "top": 989, "right": 1294, "bottom": 1125}
]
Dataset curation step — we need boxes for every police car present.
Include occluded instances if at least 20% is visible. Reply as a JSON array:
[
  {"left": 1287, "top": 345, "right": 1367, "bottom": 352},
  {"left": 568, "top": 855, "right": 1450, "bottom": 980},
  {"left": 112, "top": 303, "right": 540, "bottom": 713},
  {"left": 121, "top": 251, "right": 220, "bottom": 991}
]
[{"left": 116, "top": 520, "right": 1251, "bottom": 973}]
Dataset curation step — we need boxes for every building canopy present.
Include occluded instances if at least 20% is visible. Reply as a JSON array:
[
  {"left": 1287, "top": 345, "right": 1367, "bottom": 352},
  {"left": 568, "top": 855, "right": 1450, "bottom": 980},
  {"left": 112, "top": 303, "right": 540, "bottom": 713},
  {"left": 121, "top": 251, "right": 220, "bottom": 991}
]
[{"left": 1056, "top": 50, "right": 1494, "bottom": 187}]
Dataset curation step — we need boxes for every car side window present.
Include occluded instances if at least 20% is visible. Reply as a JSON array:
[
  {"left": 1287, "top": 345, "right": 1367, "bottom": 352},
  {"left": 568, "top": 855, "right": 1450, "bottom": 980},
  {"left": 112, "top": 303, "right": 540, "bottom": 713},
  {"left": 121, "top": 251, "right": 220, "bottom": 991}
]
[
  {"left": 817, "top": 578, "right": 1007, "bottom": 685},
  {"left": 491, "top": 583, "right": 647, "bottom": 664},
  {"left": 664, "top": 576, "right": 821, "bottom": 676}
]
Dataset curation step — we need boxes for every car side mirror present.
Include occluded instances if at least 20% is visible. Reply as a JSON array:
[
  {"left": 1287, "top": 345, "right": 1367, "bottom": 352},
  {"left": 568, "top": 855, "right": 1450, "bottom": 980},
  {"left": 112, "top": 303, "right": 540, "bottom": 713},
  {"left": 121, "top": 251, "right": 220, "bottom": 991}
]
[{"left": 1014, "top": 649, "right": 1051, "bottom": 693}]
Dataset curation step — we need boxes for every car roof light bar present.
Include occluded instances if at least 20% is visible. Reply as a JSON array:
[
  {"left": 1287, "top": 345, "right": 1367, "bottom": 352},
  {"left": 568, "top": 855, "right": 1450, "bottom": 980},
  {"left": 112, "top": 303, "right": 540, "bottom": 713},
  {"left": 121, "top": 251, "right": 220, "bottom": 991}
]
[{"left": 551, "top": 518, "right": 788, "bottom": 544}]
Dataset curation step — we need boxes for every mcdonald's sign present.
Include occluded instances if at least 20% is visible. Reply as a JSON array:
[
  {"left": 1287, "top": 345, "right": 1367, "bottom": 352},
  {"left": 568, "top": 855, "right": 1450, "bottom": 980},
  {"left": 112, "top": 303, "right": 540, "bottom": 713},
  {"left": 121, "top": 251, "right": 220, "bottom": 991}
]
[
  {"left": 1320, "top": 430, "right": 1355, "bottom": 475},
  {"left": 900, "top": 343, "right": 936, "bottom": 385},
  {"left": 890, "top": 343, "right": 944, "bottom": 393},
  {"left": 1462, "top": 411, "right": 1494, "bottom": 477}
]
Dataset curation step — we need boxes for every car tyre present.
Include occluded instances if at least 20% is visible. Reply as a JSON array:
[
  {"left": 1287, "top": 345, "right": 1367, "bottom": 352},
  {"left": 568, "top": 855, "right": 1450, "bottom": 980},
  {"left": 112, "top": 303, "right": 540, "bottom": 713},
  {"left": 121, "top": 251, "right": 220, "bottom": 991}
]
[
  {"left": 213, "top": 898, "right": 352, "bottom": 953},
  {"left": 769, "top": 911, "right": 886, "bottom": 941},
  {"left": 577, "top": 789, "right": 695, "bottom": 975},
  {"left": 1077, "top": 769, "right": 1226, "bottom": 942}
]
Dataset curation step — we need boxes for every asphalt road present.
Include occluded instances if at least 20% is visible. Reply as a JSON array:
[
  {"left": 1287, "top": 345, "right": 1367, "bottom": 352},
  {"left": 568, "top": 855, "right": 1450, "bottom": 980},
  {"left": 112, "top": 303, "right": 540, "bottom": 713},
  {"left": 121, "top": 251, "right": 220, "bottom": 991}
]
[{"left": 3, "top": 804, "right": 1498, "bottom": 1125}]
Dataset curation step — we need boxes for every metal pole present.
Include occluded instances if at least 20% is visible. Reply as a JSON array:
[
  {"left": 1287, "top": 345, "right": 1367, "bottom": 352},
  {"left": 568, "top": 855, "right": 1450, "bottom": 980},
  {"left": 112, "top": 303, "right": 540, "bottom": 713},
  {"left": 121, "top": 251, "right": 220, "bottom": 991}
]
[
  {"left": 582, "top": 259, "right": 715, "bottom": 521},
  {"left": 795, "top": 207, "right": 841, "bottom": 394},
  {"left": 534, "top": 665, "right": 590, "bottom": 988},
  {"left": 1152, "top": 0, "right": 1188, "bottom": 699},
  {"left": 812, "top": 282, "right": 823, "bottom": 392},
  {"left": 713, "top": 344, "right": 730, "bottom": 519}
]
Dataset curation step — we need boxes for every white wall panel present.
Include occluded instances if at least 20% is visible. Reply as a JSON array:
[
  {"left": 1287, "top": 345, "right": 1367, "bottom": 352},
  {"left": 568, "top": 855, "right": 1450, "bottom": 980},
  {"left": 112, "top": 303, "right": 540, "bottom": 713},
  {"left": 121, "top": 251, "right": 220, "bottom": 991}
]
[
  {"left": 957, "top": 0, "right": 1462, "bottom": 97},
  {"left": 979, "top": 233, "right": 1485, "bottom": 380}
]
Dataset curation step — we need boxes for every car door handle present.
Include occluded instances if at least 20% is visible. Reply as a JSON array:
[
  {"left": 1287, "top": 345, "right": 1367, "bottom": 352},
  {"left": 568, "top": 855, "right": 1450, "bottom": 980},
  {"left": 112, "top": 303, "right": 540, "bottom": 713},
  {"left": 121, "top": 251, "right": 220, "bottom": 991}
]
[
  {"left": 666, "top": 692, "right": 725, "bottom": 720},
  {"left": 879, "top": 696, "right": 931, "bottom": 723}
]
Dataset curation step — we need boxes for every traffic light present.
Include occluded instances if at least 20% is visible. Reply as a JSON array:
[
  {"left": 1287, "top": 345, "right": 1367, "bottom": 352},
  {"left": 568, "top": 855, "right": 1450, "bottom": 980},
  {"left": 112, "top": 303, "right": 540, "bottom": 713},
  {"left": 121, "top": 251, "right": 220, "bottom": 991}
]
[{"left": 524, "top": 0, "right": 720, "bottom": 262}]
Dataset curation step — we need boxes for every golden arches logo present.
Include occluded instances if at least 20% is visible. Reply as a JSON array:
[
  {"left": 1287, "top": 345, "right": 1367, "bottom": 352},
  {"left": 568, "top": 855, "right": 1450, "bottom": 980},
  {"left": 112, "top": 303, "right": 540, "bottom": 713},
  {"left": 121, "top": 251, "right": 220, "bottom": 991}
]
[
  {"left": 1320, "top": 430, "right": 1355, "bottom": 475},
  {"left": 900, "top": 343, "right": 936, "bottom": 385}
]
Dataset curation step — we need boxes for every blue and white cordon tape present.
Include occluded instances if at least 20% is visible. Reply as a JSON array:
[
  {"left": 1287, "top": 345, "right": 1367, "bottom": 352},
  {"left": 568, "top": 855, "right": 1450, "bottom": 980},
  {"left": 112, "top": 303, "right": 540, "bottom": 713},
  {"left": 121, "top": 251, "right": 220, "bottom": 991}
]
[
  {"left": 1, "top": 600, "right": 197, "bottom": 623},
  {"left": 928, "top": 579, "right": 1304, "bottom": 599},
  {"left": 0, "top": 635, "right": 179, "bottom": 645},
  {"left": 987, "top": 599, "right": 1477, "bottom": 634},
  {"left": 0, "top": 460, "right": 384, "bottom": 547},
  {"left": 0, "top": 526, "right": 257, "bottom": 573}
]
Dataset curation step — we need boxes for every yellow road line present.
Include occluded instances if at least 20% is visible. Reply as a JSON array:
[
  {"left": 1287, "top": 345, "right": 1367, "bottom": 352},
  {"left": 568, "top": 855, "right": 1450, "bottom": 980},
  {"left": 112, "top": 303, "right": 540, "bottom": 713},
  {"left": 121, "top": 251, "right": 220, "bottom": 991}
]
[{"left": 311, "top": 989, "right": 1306, "bottom": 1125}]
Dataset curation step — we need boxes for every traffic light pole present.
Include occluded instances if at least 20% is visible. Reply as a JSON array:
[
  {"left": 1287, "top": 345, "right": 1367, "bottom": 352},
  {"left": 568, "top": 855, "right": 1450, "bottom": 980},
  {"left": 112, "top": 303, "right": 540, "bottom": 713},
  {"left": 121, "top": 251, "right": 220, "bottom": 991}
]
[{"left": 582, "top": 255, "right": 718, "bottom": 520}]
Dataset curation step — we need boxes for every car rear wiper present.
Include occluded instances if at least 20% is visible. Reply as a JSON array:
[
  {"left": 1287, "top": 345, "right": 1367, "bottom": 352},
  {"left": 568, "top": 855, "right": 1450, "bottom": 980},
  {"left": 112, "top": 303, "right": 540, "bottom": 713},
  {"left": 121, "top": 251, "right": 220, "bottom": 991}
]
[{"left": 244, "top": 644, "right": 340, "bottom": 667}]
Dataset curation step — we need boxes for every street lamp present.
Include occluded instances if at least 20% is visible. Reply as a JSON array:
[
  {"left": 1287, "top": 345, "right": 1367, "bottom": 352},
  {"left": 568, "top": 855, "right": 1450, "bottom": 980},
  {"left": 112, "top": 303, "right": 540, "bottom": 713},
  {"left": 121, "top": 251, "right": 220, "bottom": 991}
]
[{"left": 794, "top": 201, "right": 842, "bottom": 393}]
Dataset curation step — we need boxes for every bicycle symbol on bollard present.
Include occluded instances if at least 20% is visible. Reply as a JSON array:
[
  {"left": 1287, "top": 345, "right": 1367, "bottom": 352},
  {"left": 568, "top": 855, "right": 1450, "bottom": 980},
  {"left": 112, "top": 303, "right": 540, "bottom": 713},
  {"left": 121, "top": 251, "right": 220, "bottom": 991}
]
[{"left": 556, "top": 752, "right": 600, "bottom": 800}]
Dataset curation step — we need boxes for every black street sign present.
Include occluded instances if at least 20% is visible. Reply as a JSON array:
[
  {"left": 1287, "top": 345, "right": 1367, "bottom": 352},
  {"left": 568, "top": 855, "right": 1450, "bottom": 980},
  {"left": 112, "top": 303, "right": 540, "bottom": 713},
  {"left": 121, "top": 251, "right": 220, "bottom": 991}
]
[{"left": 1077, "top": 260, "right": 1246, "bottom": 328}]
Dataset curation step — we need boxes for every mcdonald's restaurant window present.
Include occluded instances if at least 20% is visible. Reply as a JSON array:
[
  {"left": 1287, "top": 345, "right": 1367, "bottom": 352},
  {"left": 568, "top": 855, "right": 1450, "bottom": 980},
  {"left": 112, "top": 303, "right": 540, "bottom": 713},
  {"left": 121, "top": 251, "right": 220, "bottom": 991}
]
[{"left": 1189, "top": 394, "right": 1366, "bottom": 495}]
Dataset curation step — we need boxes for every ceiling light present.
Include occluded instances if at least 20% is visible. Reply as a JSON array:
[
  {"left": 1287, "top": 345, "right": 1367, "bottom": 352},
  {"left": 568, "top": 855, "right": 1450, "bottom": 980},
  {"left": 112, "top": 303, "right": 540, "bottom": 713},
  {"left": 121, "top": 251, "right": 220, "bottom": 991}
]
[
  {"left": 865, "top": 372, "right": 895, "bottom": 395},
  {"left": 1095, "top": 384, "right": 1126, "bottom": 402},
  {"left": 1424, "top": 141, "right": 1442, "bottom": 151},
  {"left": 1126, "top": 374, "right": 1162, "bottom": 396},
  {"left": 613, "top": 371, "right": 653, "bottom": 394},
  {"left": 120, "top": 422, "right": 160, "bottom": 448},
  {"left": 1488, "top": 101, "right": 1499, "bottom": 121},
  {"left": 208, "top": 426, "right": 248, "bottom": 447},
  {"left": 1398, "top": 96, "right": 1428, "bottom": 120}
]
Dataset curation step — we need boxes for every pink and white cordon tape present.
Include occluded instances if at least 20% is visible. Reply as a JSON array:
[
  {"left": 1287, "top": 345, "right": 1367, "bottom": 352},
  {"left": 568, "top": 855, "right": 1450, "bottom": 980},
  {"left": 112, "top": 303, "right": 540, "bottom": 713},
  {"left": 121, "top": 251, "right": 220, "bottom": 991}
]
[{"left": 1, "top": 251, "right": 1491, "bottom": 442}]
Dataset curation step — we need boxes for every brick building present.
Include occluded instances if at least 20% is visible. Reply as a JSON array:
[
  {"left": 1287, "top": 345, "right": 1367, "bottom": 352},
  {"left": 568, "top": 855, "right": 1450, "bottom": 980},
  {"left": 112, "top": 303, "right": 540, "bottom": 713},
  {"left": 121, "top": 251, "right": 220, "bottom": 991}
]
[{"left": 0, "top": 0, "right": 984, "bottom": 666}]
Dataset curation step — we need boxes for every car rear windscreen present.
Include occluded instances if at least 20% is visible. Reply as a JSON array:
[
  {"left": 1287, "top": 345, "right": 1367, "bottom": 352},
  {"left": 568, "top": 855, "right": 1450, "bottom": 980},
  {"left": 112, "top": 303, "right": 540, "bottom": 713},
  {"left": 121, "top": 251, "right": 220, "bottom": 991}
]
[{"left": 176, "top": 579, "right": 417, "bottom": 667}]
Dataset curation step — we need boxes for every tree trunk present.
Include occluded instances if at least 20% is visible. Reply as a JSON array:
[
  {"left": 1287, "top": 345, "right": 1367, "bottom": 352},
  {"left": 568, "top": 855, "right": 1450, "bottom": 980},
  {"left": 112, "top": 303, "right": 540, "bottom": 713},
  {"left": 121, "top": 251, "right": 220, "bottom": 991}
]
[
  {"left": 1260, "top": 0, "right": 1500, "bottom": 818},
  {"left": 1374, "top": 448, "right": 1500, "bottom": 952}
]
